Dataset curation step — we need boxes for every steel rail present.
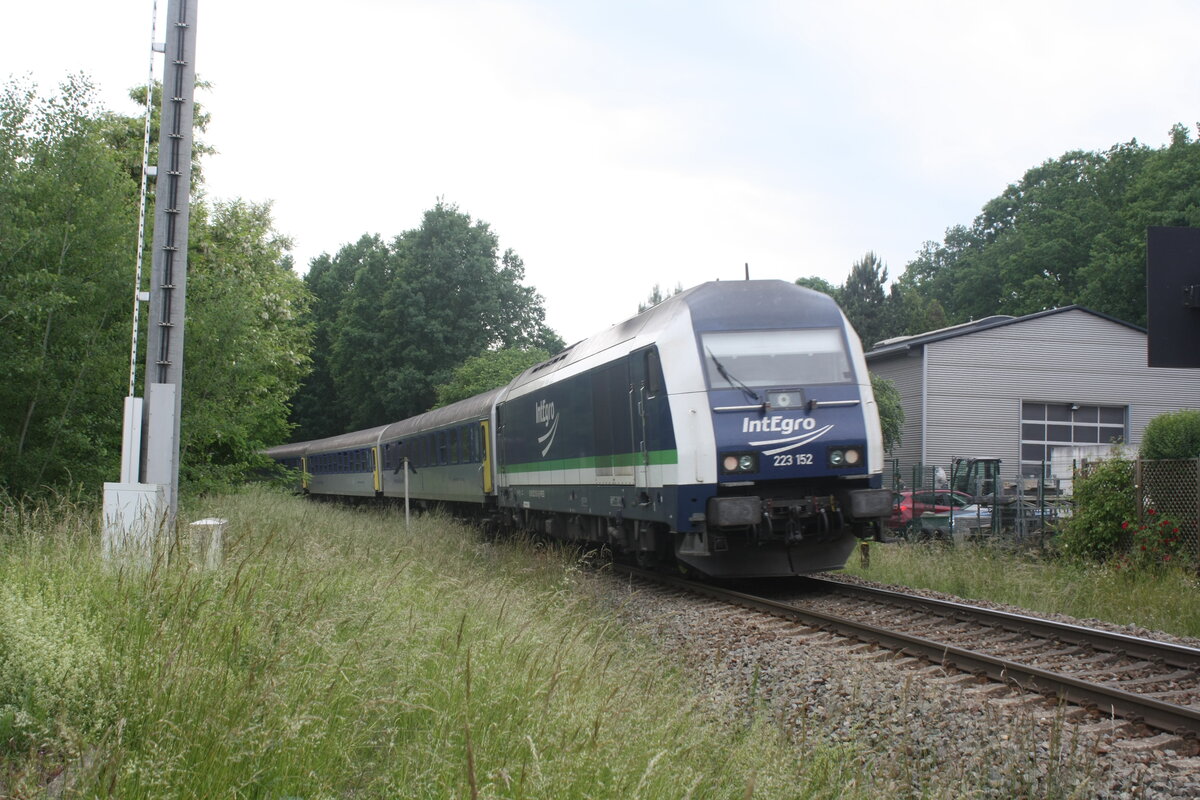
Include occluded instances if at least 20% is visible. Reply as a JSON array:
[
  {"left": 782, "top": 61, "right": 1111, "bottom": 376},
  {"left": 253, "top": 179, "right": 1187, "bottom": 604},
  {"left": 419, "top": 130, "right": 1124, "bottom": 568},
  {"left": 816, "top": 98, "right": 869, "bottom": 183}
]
[
  {"left": 614, "top": 565, "right": 1200, "bottom": 737},
  {"left": 802, "top": 575, "right": 1200, "bottom": 670}
]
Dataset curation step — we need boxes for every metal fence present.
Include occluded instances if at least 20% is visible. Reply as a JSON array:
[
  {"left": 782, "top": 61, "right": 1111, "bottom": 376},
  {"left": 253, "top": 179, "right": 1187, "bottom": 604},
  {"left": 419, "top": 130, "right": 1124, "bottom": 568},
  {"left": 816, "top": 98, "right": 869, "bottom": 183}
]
[
  {"left": 1135, "top": 458, "right": 1200, "bottom": 556},
  {"left": 886, "top": 458, "right": 1200, "bottom": 558},
  {"left": 887, "top": 460, "right": 1068, "bottom": 546}
]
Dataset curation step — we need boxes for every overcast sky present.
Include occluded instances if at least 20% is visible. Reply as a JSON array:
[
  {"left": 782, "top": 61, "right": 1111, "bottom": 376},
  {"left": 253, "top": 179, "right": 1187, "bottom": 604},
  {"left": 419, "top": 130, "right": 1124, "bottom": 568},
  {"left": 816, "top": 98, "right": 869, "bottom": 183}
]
[{"left": 4, "top": 1, "right": 1199, "bottom": 344}]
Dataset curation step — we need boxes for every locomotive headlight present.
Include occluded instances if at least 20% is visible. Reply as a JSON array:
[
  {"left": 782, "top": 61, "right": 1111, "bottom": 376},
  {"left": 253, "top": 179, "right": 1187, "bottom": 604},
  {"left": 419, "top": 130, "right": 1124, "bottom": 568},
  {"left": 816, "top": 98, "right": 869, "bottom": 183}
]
[
  {"left": 721, "top": 452, "right": 758, "bottom": 474},
  {"left": 827, "top": 447, "right": 863, "bottom": 468},
  {"left": 767, "top": 389, "right": 804, "bottom": 410}
]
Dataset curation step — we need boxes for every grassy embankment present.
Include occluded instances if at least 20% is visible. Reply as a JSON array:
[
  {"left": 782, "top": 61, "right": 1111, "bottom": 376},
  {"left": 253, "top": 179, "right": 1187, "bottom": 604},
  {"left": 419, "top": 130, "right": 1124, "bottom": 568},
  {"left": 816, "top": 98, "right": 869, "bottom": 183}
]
[
  {"left": 1, "top": 488, "right": 867, "bottom": 799},
  {"left": 843, "top": 541, "right": 1200, "bottom": 638}
]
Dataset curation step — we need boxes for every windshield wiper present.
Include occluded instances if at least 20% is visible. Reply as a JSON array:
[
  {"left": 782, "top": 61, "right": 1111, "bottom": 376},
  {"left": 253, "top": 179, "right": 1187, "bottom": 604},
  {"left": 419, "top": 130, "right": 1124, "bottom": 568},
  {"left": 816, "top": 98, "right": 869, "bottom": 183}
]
[{"left": 706, "top": 348, "right": 762, "bottom": 405}]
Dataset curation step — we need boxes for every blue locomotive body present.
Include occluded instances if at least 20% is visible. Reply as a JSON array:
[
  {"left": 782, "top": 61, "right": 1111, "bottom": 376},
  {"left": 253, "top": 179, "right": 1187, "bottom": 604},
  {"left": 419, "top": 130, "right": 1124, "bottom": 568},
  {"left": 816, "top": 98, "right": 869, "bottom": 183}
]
[{"left": 266, "top": 280, "right": 892, "bottom": 578}]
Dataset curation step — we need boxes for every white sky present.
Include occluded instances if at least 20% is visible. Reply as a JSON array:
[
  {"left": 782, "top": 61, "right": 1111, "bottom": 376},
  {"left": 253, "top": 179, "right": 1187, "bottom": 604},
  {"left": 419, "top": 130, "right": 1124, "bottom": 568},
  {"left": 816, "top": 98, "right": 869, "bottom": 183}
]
[{"left": 3, "top": 1, "right": 1199, "bottom": 344}]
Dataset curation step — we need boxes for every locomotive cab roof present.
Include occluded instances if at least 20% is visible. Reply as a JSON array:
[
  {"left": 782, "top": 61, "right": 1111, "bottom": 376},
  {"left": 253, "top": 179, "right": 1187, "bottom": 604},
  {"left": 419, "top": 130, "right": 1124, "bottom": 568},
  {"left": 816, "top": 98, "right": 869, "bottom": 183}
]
[{"left": 511, "top": 280, "right": 847, "bottom": 390}]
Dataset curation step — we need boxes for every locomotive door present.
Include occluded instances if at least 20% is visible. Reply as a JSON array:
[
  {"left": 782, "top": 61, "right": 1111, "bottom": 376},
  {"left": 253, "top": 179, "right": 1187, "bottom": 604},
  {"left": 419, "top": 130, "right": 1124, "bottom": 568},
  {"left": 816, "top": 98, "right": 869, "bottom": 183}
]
[{"left": 630, "top": 346, "right": 662, "bottom": 491}]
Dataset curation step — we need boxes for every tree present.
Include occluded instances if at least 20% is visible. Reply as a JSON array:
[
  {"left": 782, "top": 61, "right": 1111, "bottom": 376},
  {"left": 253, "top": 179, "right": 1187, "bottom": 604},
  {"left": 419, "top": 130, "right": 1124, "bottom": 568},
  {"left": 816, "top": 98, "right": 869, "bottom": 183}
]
[
  {"left": 309, "top": 202, "right": 564, "bottom": 432},
  {"left": 327, "top": 235, "right": 397, "bottom": 432},
  {"left": 793, "top": 276, "right": 839, "bottom": 298},
  {"left": 432, "top": 347, "right": 551, "bottom": 408},
  {"left": 838, "top": 252, "right": 890, "bottom": 349},
  {"left": 0, "top": 76, "right": 313, "bottom": 497},
  {"left": 638, "top": 282, "right": 683, "bottom": 313},
  {"left": 0, "top": 76, "right": 135, "bottom": 496},
  {"left": 290, "top": 236, "right": 384, "bottom": 440},
  {"left": 1081, "top": 127, "right": 1200, "bottom": 325},
  {"left": 886, "top": 281, "right": 946, "bottom": 337},
  {"left": 181, "top": 199, "right": 312, "bottom": 488},
  {"left": 870, "top": 373, "right": 904, "bottom": 453},
  {"left": 373, "top": 202, "right": 563, "bottom": 421},
  {"left": 897, "top": 139, "right": 1158, "bottom": 328}
]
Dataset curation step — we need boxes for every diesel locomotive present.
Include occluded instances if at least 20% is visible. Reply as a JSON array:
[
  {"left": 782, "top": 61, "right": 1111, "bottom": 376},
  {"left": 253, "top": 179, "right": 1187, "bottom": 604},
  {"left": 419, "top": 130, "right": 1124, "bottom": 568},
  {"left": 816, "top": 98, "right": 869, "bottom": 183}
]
[{"left": 267, "top": 280, "right": 892, "bottom": 578}]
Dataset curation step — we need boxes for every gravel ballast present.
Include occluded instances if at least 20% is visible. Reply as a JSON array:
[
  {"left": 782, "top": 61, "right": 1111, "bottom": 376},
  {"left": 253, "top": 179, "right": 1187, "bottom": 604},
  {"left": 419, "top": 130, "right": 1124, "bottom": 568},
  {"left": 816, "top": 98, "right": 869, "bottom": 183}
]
[{"left": 575, "top": 568, "right": 1200, "bottom": 799}]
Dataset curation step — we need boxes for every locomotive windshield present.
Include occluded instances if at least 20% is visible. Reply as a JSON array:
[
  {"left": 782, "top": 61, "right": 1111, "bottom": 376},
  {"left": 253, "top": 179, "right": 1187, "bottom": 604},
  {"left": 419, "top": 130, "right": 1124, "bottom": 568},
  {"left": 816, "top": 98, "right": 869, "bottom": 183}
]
[{"left": 701, "top": 328, "right": 854, "bottom": 388}]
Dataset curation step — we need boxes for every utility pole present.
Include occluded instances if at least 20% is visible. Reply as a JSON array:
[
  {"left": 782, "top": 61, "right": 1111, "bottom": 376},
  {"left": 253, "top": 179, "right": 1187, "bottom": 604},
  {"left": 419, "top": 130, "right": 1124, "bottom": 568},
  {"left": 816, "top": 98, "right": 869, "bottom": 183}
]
[{"left": 102, "top": 0, "right": 198, "bottom": 562}]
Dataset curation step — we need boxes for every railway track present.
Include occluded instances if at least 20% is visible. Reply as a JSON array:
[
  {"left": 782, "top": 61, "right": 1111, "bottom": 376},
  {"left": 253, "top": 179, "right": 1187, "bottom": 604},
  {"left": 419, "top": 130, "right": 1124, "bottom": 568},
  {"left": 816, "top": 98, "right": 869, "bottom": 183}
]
[{"left": 614, "top": 565, "right": 1200, "bottom": 742}]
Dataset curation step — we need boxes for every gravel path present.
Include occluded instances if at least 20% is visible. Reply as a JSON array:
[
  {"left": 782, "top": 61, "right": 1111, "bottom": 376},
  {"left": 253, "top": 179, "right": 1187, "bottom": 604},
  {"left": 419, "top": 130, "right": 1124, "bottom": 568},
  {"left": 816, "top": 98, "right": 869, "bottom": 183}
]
[{"left": 576, "top": 568, "right": 1200, "bottom": 799}]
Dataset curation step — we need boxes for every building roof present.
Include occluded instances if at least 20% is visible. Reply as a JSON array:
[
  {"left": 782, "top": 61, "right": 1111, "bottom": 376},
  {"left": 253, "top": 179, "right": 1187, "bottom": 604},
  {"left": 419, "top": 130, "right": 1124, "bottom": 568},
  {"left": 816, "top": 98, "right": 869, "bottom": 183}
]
[{"left": 865, "top": 305, "right": 1145, "bottom": 360}]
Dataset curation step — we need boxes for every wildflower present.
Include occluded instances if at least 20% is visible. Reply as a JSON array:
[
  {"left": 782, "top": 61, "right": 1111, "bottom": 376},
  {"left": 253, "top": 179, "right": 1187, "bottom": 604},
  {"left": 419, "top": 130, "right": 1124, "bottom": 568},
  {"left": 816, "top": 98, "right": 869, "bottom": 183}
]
[
  {"left": 1141, "top": 545, "right": 1147, "bottom": 551},
  {"left": 1121, "top": 521, "right": 1130, "bottom": 530},
  {"left": 1165, "top": 555, "right": 1173, "bottom": 562}
]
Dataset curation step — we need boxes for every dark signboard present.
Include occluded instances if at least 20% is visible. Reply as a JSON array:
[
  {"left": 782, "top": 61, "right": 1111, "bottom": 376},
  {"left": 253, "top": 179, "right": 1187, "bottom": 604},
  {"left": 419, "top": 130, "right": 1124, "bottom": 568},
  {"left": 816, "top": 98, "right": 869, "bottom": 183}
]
[{"left": 1146, "top": 227, "right": 1200, "bottom": 368}]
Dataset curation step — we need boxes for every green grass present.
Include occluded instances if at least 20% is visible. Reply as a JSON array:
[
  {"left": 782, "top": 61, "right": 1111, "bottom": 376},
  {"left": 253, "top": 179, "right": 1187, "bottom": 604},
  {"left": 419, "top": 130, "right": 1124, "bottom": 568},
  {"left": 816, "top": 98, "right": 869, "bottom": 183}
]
[
  {"left": 843, "top": 540, "right": 1200, "bottom": 638},
  {"left": 1, "top": 489, "right": 866, "bottom": 799}
]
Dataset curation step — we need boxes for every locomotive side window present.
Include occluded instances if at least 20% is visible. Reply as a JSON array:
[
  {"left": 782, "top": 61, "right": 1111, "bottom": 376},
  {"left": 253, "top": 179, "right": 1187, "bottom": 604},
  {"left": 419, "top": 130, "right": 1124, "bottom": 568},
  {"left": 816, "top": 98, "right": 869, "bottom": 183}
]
[{"left": 701, "top": 328, "right": 854, "bottom": 387}]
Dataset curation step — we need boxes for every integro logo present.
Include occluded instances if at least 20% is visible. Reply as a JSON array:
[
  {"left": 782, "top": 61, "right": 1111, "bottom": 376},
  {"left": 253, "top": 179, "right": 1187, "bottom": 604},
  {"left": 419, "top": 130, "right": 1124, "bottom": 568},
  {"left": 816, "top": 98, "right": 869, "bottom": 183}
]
[
  {"left": 535, "top": 399, "right": 559, "bottom": 456},
  {"left": 742, "top": 416, "right": 817, "bottom": 435},
  {"left": 742, "top": 414, "right": 833, "bottom": 456}
]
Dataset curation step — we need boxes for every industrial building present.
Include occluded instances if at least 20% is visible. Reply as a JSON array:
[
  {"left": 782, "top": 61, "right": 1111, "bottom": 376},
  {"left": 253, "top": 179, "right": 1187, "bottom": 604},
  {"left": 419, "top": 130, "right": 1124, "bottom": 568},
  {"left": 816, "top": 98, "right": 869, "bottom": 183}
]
[{"left": 866, "top": 306, "right": 1200, "bottom": 488}]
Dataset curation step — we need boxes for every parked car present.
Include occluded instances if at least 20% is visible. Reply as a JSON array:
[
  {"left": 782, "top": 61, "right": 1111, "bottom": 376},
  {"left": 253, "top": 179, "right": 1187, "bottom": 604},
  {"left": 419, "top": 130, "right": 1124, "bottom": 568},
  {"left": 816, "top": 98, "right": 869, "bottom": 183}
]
[
  {"left": 909, "top": 499, "right": 1063, "bottom": 542},
  {"left": 888, "top": 490, "right": 973, "bottom": 535}
]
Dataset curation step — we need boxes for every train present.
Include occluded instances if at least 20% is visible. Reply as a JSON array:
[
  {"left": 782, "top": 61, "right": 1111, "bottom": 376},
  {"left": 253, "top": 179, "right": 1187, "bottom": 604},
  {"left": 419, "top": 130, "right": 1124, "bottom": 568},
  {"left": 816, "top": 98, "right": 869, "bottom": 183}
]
[{"left": 266, "top": 279, "right": 893, "bottom": 578}]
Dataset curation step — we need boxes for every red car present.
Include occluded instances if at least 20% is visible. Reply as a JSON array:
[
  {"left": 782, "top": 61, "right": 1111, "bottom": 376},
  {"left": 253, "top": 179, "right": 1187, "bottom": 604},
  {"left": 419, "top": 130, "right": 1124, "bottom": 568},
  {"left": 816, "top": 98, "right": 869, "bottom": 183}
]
[{"left": 888, "top": 490, "right": 973, "bottom": 533}]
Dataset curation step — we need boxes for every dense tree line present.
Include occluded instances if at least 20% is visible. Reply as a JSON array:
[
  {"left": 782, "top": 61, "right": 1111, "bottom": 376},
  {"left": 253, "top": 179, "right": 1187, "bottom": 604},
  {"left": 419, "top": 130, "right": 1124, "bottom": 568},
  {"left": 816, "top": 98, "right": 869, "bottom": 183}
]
[
  {"left": 0, "top": 77, "right": 310, "bottom": 498},
  {"left": 807, "top": 124, "right": 1200, "bottom": 349},
  {"left": 290, "top": 204, "right": 564, "bottom": 440}
]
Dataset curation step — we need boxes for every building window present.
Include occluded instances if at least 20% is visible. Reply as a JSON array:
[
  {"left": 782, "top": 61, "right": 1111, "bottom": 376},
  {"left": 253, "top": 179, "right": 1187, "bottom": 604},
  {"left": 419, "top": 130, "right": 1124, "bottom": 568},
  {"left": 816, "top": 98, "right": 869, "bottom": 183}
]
[{"left": 1020, "top": 402, "right": 1126, "bottom": 477}]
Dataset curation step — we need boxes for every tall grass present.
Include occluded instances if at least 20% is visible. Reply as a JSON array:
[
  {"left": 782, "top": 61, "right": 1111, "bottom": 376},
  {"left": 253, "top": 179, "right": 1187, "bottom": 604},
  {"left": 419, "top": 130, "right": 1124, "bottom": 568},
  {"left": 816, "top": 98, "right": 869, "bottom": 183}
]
[
  {"left": 1, "top": 489, "right": 864, "bottom": 798},
  {"left": 843, "top": 542, "right": 1200, "bottom": 638}
]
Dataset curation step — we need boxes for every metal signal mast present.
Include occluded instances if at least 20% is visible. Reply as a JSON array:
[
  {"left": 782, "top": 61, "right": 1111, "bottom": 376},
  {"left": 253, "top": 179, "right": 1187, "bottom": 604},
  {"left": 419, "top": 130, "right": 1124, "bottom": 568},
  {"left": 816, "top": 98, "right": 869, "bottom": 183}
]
[{"left": 103, "top": 0, "right": 198, "bottom": 560}]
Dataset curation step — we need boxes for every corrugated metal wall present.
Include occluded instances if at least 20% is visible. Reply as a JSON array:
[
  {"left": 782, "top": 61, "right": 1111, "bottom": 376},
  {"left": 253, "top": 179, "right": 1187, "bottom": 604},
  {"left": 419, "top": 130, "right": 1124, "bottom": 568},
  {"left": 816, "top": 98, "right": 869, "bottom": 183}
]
[
  {"left": 869, "top": 309, "right": 1200, "bottom": 484},
  {"left": 869, "top": 348, "right": 923, "bottom": 484}
]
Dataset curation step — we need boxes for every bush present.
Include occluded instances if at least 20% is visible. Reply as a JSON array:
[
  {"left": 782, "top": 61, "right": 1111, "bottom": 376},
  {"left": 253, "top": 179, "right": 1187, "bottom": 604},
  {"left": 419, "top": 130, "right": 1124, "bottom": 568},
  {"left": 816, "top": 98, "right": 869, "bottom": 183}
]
[
  {"left": 1058, "top": 456, "right": 1136, "bottom": 561},
  {"left": 1140, "top": 409, "right": 1200, "bottom": 460},
  {"left": 1122, "top": 509, "right": 1187, "bottom": 569}
]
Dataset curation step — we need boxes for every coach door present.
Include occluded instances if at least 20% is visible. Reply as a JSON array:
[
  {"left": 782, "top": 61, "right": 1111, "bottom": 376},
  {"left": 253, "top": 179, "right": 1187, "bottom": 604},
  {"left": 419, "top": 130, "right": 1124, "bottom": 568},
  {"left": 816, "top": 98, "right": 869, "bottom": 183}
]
[{"left": 480, "top": 420, "right": 493, "bottom": 493}]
